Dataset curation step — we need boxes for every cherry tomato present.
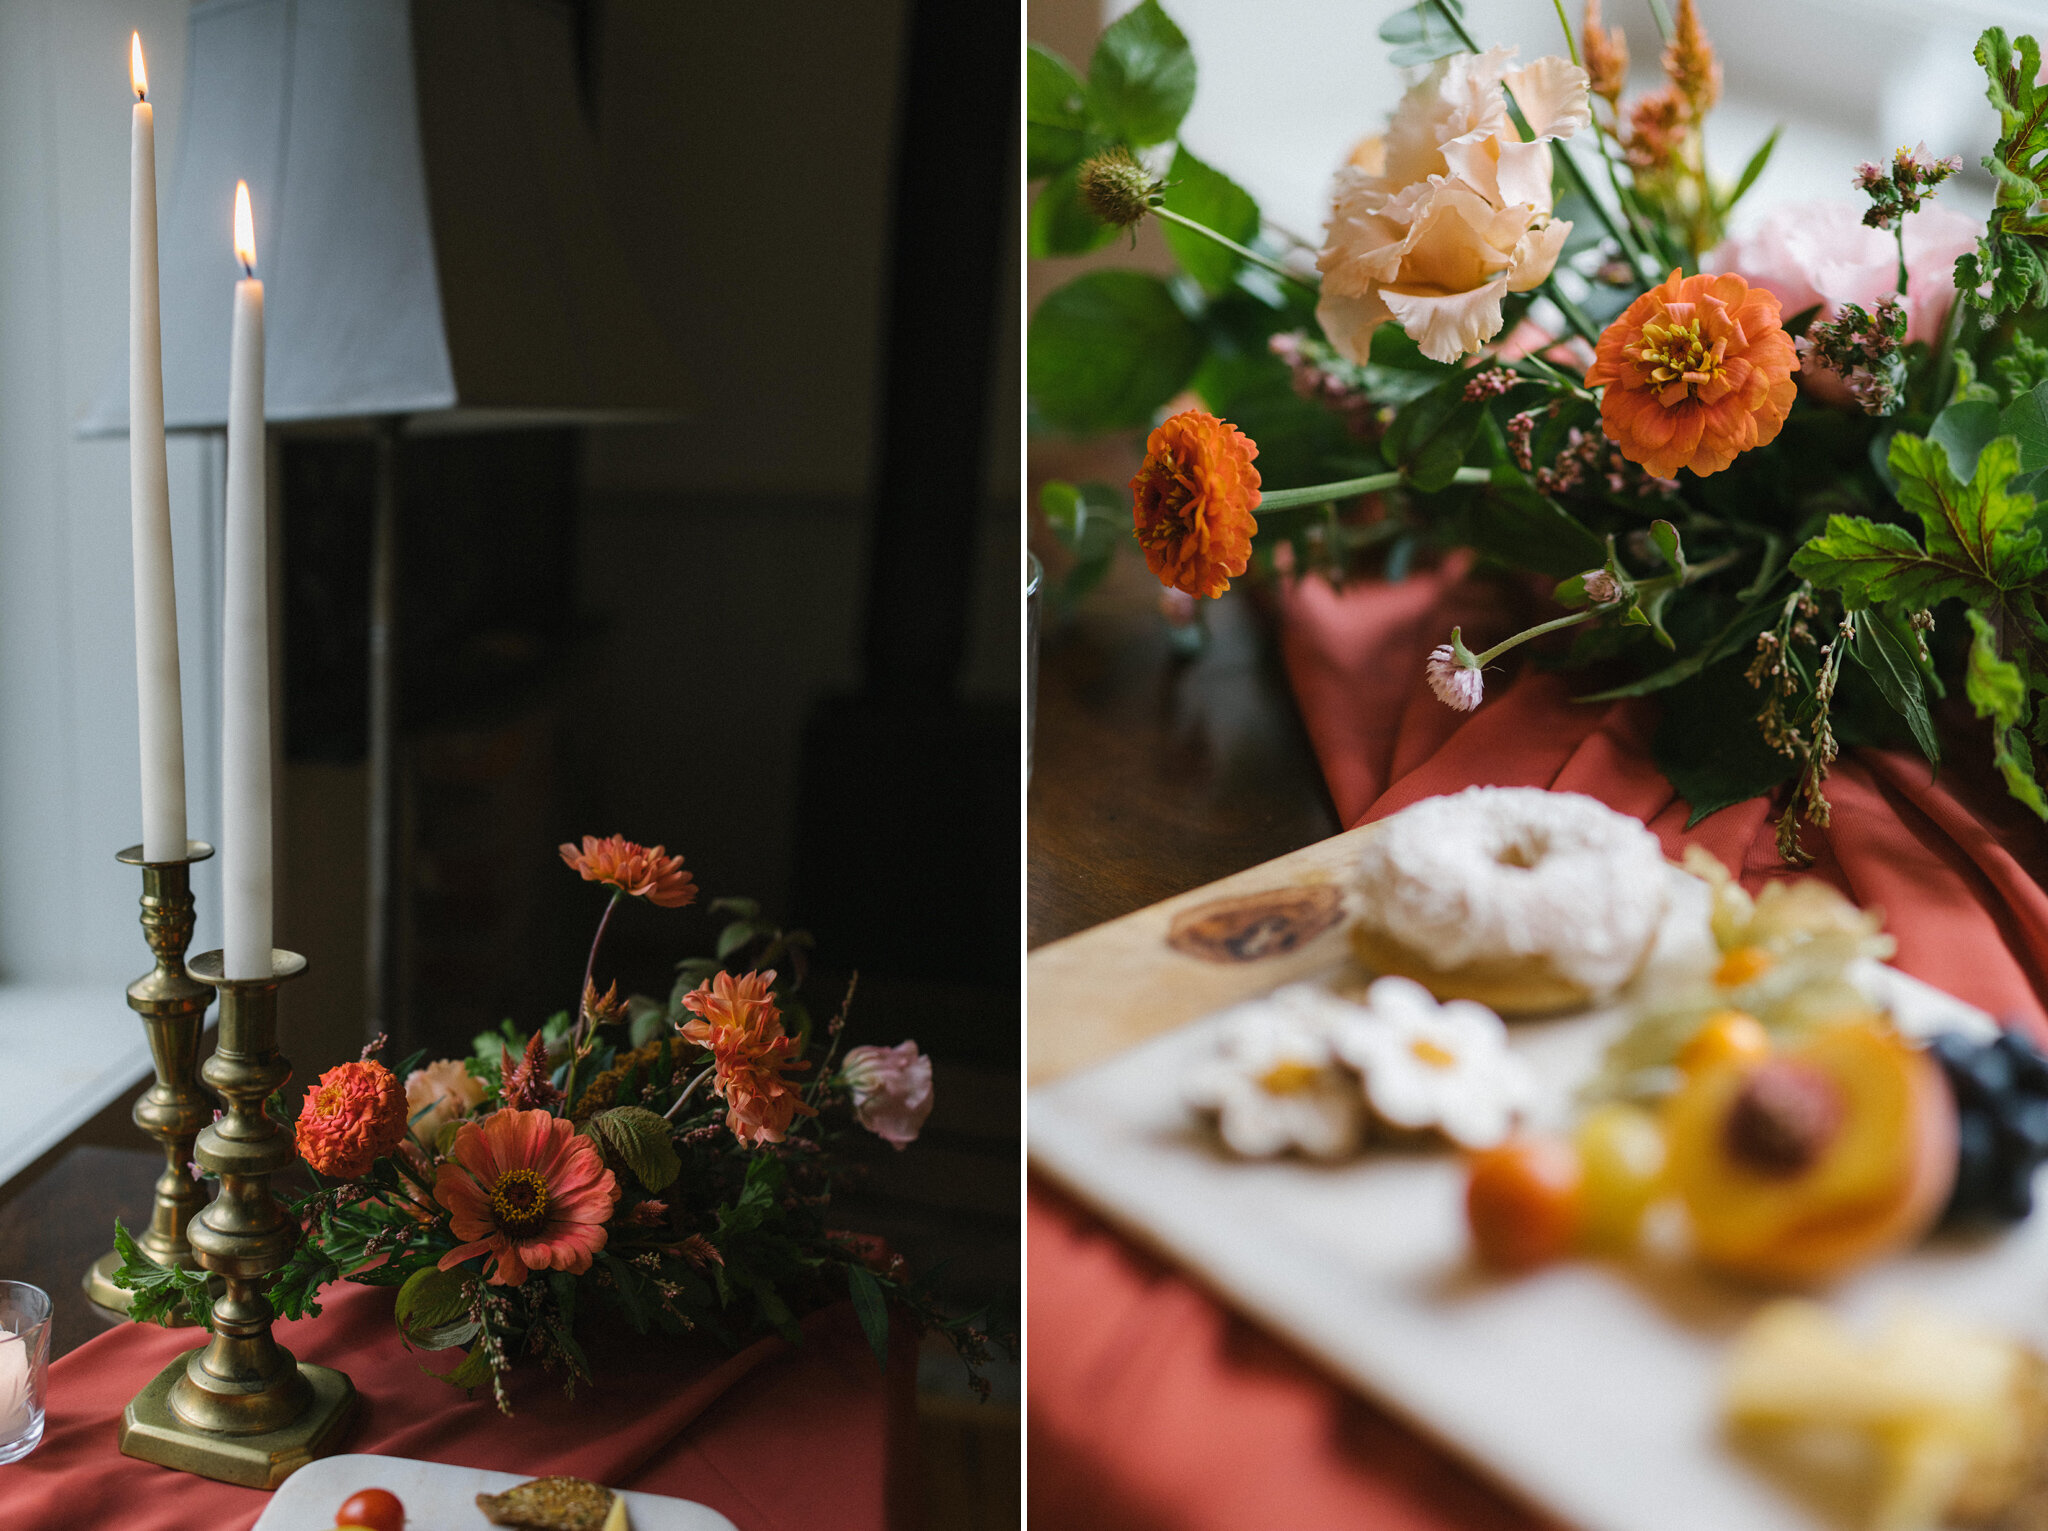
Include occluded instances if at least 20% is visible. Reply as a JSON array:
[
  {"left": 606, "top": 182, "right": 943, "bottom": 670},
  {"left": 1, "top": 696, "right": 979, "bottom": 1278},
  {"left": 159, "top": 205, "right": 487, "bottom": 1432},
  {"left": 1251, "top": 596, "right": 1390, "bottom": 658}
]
[
  {"left": 1677, "top": 1009, "right": 1772, "bottom": 1077},
  {"left": 336, "top": 1488, "right": 405, "bottom": 1531},
  {"left": 1465, "top": 1134, "right": 1584, "bottom": 1273}
]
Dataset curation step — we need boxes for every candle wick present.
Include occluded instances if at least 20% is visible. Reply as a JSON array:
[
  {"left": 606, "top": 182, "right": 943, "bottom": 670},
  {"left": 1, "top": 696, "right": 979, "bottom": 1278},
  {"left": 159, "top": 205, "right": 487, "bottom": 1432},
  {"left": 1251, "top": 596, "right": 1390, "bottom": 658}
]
[
  {"left": 135, "top": 87, "right": 146, "bottom": 102},
  {"left": 240, "top": 259, "right": 254, "bottom": 279}
]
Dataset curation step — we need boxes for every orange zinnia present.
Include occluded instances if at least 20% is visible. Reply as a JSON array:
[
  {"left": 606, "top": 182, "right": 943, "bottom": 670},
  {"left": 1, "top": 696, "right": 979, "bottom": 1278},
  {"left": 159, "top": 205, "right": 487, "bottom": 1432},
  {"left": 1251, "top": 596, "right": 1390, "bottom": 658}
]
[
  {"left": 679, "top": 970, "right": 817, "bottom": 1147},
  {"left": 1585, "top": 270, "right": 1798, "bottom": 480},
  {"left": 559, "top": 833, "right": 697, "bottom": 908},
  {"left": 1130, "top": 410, "right": 1261, "bottom": 599}
]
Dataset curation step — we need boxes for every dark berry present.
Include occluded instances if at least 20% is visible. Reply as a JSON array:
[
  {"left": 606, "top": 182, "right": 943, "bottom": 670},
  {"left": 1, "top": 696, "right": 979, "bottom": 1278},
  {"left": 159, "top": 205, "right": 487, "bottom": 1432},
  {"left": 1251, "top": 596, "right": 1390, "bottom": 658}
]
[{"left": 1933, "top": 1029, "right": 2048, "bottom": 1227}]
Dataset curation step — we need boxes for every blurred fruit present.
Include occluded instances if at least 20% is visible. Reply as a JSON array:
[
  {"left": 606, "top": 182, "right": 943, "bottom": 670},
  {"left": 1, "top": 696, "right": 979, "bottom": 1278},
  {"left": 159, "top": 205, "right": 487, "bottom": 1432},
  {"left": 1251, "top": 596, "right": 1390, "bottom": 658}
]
[
  {"left": 1573, "top": 1103, "right": 1666, "bottom": 1253},
  {"left": 1713, "top": 945, "right": 1776, "bottom": 989},
  {"left": 1676, "top": 1009, "right": 1771, "bottom": 1077},
  {"left": 1466, "top": 1135, "right": 1585, "bottom": 1272},
  {"left": 1665, "top": 1023, "right": 1957, "bottom": 1284},
  {"left": 1929, "top": 1029, "right": 2048, "bottom": 1226},
  {"left": 336, "top": 1489, "right": 404, "bottom": 1531}
]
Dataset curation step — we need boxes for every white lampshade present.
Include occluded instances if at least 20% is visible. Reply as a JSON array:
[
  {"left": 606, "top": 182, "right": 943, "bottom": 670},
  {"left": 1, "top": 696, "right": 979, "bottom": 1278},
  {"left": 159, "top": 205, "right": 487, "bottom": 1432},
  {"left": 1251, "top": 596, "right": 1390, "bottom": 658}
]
[{"left": 79, "top": 0, "right": 685, "bottom": 436}]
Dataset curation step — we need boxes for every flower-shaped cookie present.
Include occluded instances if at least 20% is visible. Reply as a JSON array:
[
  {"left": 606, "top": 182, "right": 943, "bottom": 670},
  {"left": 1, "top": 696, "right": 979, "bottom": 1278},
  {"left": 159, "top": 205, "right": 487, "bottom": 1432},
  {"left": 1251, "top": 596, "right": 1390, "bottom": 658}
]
[
  {"left": 1181, "top": 985, "right": 1365, "bottom": 1160},
  {"left": 1332, "top": 977, "right": 1533, "bottom": 1149}
]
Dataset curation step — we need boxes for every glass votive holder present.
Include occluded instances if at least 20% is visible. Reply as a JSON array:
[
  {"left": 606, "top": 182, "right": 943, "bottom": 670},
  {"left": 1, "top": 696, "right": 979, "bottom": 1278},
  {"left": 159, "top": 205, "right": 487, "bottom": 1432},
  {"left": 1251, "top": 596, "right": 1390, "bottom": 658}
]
[{"left": 0, "top": 1281, "right": 52, "bottom": 1464}]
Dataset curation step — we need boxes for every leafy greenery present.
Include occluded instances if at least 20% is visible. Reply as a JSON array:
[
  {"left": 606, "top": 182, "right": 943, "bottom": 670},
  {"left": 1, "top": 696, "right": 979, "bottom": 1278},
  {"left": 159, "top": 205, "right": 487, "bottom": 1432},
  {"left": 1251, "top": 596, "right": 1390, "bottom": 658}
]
[
  {"left": 1956, "top": 29, "right": 2048, "bottom": 319},
  {"left": 109, "top": 1219, "right": 215, "bottom": 1329},
  {"left": 1027, "top": 270, "right": 1203, "bottom": 433}
]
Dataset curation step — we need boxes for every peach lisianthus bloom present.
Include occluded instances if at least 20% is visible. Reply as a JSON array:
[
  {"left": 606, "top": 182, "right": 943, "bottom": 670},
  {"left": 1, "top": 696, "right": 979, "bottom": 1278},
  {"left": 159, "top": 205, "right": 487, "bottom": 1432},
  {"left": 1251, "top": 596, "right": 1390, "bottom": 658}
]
[
  {"left": 559, "top": 834, "right": 697, "bottom": 908},
  {"left": 404, "top": 1058, "right": 486, "bottom": 1147},
  {"left": 434, "top": 1108, "right": 619, "bottom": 1287},
  {"left": 1317, "top": 47, "right": 1590, "bottom": 365},
  {"left": 679, "top": 970, "right": 818, "bottom": 1146},
  {"left": 1129, "top": 410, "right": 1261, "bottom": 599},
  {"left": 1585, "top": 270, "right": 1798, "bottom": 480},
  {"left": 295, "top": 1059, "right": 408, "bottom": 1179}
]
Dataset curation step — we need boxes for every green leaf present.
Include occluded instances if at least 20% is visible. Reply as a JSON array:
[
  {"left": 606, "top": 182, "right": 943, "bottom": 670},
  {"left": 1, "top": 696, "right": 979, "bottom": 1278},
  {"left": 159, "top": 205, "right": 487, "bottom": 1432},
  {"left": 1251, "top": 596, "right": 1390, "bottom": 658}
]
[
  {"left": 1027, "top": 45, "right": 1092, "bottom": 177},
  {"left": 1028, "top": 270, "right": 1203, "bottom": 434},
  {"left": 1027, "top": 165, "right": 1122, "bottom": 258},
  {"left": 1383, "top": 373, "right": 1483, "bottom": 492},
  {"left": 1158, "top": 144, "right": 1259, "bottom": 293},
  {"left": 1653, "top": 659, "right": 1798, "bottom": 826},
  {"left": 1929, "top": 399, "right": 2001, "bottom": 483},
  {"left": 395, "top": 1265, "right": 480, "bottom": 1352},
  {"left": 1577, "top": 602, "right": 1777, "bottom": 702},
  {"left": 1087, "top": 0, "right": 1196, "bottom": 147},
  {"left": 1721, "top": 126, "right": 1781, "bottom": 215},
  {"left": 1788, "top": 514, "right": 1972, "bottom": 609},
  {"left": 1379, "top": 0, "right": 1467, "bottom": 66},
  {"left": 583, "top": 1105, "right": 682, "bottom": 1193},
  {"left": 435, "top": 1338, "right": 493, "bottom": 1391},
  {"left": 1965, "top": 608, "right": 2047, "bottom": 819},
  {"left": 1650, "top": 520, "right": 1686, "bottom": 578},
  {"left": 1890, "top": 433, "right": 2045, "bottom": 587},
  {"left": 1998, "top": 378, "right": 2048, "bottom": 477},
  {"left": 110, "top": 1217, "right": 216, "bottom": 1330},
  {"left": 1966, "top": 608, "right": 2027, "bottom": 727},
  {"left": 1849, "top": 608, "right": 1939, "bottom": 765},
  {"left": 1041, "top": 480, "right": 1127, "bottom": 604},
  {"left": 846, "top": 1263, "right": 891, "bottom": 1369},
  {"left": 715, "top": 921, "right": 762, "bottom": 960}
]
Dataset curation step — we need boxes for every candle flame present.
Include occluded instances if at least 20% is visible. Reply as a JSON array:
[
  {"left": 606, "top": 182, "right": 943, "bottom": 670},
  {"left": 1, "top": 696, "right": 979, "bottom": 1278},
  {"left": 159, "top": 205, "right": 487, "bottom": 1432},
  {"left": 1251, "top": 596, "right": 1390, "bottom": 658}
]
[
  {"left": 233, "top": 181, "right": 256, "bottom": 274},
  {"left": 130, "top": 33, "right": 147, "bottom": 99}
]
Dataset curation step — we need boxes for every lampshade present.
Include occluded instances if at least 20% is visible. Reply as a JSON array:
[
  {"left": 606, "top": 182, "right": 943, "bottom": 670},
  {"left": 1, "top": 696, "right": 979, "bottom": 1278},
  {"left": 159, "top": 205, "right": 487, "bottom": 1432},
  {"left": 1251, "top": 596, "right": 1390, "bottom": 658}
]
[{"left": 79, "top": 0, "right": 686, "bottom": 436}]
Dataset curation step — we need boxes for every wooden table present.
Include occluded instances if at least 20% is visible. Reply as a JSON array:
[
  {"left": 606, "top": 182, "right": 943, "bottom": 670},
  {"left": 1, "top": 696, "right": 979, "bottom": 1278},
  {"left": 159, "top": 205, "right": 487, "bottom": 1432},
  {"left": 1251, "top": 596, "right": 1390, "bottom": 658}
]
[{"left": 1028, "top": 550, "right": 1338, "bottom": 950}]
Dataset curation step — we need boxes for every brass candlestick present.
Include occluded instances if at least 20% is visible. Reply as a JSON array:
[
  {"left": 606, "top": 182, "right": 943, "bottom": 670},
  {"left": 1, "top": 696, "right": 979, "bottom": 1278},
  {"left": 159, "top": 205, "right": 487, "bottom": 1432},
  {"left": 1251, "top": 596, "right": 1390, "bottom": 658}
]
[
  {"left": 119, "top": 948, "right": 356, "bottom": 1487},
  {"left": 84, "top": 842, "right": 218, "bottom": 1319}
]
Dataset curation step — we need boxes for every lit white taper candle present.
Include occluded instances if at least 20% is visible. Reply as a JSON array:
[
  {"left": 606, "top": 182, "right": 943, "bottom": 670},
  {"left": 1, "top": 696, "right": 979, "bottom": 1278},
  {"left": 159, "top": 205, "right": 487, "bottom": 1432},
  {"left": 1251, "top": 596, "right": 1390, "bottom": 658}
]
[
  {"left": 129, "top": 34, "right": 187, "bottom": 862},
  {"left": 222, "top": 181, "right": 271, "bottom": 979}
]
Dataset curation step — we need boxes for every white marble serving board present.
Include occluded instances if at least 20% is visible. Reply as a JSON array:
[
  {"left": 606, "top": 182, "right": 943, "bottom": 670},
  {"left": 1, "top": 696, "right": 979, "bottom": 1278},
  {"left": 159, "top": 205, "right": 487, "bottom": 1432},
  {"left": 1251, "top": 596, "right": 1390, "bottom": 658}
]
[
  {"left": 1029, "top": 884, "right": 2048, "bottom": 1531},
  {"left": 251, "top": 1453, "right": 737, "bottom": 1531}
]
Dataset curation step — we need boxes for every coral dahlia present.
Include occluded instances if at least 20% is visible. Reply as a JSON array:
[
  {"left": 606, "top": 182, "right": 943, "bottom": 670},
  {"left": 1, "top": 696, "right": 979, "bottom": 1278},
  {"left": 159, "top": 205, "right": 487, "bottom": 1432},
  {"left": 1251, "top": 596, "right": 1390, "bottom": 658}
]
[
  {"left": 1129, "top": 410, "right": 1261, "bottom": 600},
  {"left": 559, "top": 834, "right": 697, "bottom": 908},
  {"left": 679, "top": 970, "right": 817, "bottom": 1146},
  {"left": 434, "top": 1108, "right": 619, "bottom": 1287},
  {"left": 1585, "top": 270, "right": 1797, "bottom": 480},
  {"left": 295, "top": 1059, "right": 408, "bottom": 1179}
]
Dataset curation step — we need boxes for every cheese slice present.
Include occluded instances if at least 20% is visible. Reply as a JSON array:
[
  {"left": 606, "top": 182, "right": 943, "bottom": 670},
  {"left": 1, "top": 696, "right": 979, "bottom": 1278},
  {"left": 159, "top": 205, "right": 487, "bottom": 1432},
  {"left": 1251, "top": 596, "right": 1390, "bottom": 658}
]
[{"left": 601, "top": 1493, "right": 631, "bottom": 1531}]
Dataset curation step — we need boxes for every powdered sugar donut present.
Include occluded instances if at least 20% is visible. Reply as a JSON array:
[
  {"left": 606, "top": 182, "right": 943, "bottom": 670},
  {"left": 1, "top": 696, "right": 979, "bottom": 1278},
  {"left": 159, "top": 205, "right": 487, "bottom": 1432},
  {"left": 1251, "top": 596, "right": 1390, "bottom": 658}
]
[{"left": 1349, "top": 787, "right": 1670, "bottom": 1014}]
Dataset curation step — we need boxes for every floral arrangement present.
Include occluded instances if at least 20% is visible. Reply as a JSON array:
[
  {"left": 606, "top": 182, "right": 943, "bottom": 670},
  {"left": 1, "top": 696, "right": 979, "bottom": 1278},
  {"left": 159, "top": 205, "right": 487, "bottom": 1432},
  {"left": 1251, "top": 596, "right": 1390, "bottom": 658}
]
[
  {"left": 114, "top": 834, "right": 998, "bottom": 1411},
  {"left": 1030, "top": 0, "right": 2048, "bottom": 861}
]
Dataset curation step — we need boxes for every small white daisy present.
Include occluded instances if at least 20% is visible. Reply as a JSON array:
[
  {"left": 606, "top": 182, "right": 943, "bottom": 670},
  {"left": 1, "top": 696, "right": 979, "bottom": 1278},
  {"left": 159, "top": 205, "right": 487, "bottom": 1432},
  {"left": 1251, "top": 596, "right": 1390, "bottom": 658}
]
[
  {"left": 1331, "top": 976, "right": 1534, "bottom": 1149},
  {"left": 1181, "top": 984, "right": 1366, "bottom": 1160}
]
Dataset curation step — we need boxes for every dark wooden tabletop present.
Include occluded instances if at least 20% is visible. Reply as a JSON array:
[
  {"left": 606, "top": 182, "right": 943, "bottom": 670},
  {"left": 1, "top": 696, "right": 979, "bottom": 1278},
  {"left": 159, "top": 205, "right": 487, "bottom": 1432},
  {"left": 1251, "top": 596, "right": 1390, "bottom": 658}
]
[{"left": 1028, "top": 543, "right": 1339, "bottom": 950}]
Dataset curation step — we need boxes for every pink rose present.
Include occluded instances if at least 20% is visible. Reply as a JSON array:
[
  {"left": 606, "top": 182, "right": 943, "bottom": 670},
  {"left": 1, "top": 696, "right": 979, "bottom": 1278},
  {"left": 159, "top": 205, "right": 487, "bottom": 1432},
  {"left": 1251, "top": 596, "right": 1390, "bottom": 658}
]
[
  {"left": 1706, "top": 201, "right": 1976, "bottom": 402},
  {"left": 840, "top": 1042, "right": 935, "bottom": 1150},
  {"left": 404, "top": 1058, "right": 487, "bottom": 1147}
]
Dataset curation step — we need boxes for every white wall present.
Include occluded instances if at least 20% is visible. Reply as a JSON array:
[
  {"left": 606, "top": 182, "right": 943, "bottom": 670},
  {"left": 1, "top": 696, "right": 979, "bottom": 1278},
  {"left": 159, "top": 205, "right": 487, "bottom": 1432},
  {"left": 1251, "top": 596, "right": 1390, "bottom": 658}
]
[{"left": 0, "top": 0, "right": 224, "bottom": 989}]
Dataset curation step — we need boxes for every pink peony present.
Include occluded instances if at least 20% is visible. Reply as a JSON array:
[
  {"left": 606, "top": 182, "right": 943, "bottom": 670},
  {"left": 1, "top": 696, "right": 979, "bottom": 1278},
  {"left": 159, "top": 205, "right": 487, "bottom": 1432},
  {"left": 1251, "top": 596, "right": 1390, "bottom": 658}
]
[
  {"left": 1425, "top": 645, "right": 1485, "bottom": 712},
  {"left": 840, "top": 1042, "right": 935, "bottom": 1149},
  {"left": 405, "top": 1058, "right": 487, "bottom": 1147},
  {"left": 1706, "top": 201, "right": 1976, "bottom": 402}
]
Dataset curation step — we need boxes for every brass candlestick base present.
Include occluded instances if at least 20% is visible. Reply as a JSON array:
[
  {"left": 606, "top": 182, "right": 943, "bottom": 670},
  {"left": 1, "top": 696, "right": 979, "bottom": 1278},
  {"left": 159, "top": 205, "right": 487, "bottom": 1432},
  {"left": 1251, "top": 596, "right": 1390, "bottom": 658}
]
[
  {"left": 85, "top": 843, "right": 219, "bottom": 1320},
  {"left": 118, "top": 948, "right": 356, "bottom": 1487}
]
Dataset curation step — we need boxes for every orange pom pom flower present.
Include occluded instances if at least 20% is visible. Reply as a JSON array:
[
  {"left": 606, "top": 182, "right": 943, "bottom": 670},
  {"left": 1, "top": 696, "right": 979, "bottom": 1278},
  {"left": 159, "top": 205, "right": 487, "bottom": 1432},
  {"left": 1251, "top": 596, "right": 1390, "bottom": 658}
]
[
  {"left": 1584, "top": 269, "right": 1798, "bottom": 480},
  {"left": 295, "top": 1059, "right": 408, "bottom": 1179},
  {"left": 679, "top": 970, "right": 817, "bottom": 1147},
  {"left": 1130, "top": 410, "right": 1261, "bottom": 599},
  {"left": 559, "top": 834, "right": 697, "bottom": 908}
]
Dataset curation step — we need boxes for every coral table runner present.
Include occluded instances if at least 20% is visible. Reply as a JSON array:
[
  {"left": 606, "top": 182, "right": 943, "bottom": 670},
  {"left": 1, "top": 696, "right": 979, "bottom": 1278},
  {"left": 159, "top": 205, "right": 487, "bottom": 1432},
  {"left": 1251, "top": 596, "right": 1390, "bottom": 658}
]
[
  {"left": 1, "top": 1283, "right": 915, "bottom": 1531},
  {"left": 1029, "top": 565, "right": 2048, "bottom": 1531}
]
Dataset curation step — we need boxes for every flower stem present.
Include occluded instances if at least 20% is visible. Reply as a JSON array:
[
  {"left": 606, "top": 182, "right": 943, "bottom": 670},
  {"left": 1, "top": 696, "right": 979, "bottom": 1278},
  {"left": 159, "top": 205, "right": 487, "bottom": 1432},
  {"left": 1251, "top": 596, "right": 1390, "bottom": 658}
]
[
  {"left": 662, "top": 1063, "right": 717, "bottom": 1123},
  {"left": 1469, "top": 607, "right": 1600, "bottom": 667},
  {"left": 1550, "top": 0, "right": 1580, "bottom": 64},
  {"left": 1258, "top": 464, "right": 1490, "bottom": 512},
  {"left": 1147, "top": 205, "right": 1321, "bottom": 296},
  {"left": 564, "top": 890, "right": 622, "bottom": 1111}
]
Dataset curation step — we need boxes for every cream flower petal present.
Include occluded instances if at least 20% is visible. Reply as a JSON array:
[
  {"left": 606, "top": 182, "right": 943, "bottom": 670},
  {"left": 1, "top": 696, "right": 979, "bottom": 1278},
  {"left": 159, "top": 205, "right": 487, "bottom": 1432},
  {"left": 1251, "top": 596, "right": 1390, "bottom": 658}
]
[
  {"left": 1491, "top": 138, "right": 1558, "bottom": 214},
  {"left": 1502, "top": 56, "right": 1591, "bottom": 142},
  {"left": 1508, "top": 218, "right": 1570, "bottom": 293},
  {"left": 1315, "top": 289, "right": 1396, "bottom": 366},
  {"left": 1382, "top": 276, "right": 1513, "bottom": 364}
]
